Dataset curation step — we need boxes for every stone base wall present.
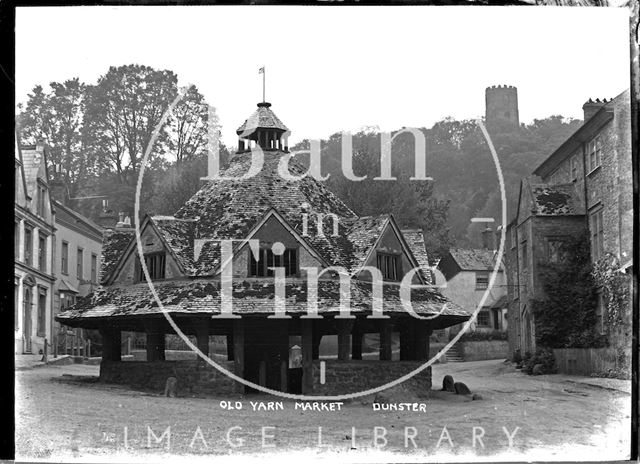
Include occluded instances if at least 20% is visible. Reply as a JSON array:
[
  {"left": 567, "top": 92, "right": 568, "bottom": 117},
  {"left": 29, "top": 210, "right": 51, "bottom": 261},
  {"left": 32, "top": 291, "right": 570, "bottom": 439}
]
[
  {"left": 100, "top": 360, "right": 237, "bottom": 395},
  {"left": 459, "top": 340, "right": 509, "bottom": 361},
  {"left": 311, "top": 360, "right": 431, "bottom": 396}
]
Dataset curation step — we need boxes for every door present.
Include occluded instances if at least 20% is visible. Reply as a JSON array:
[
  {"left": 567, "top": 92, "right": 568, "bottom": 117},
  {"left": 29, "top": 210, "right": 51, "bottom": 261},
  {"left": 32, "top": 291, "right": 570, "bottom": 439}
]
[{"left": 23, "top": 288, "right": 32, "bottom": 353}]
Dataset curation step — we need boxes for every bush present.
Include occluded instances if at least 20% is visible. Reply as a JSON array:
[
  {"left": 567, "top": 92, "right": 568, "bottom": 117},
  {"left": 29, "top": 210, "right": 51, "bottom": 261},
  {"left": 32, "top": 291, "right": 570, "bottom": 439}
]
[
  {"left": 452, "top": 330, "right": 508, "bottom": 342},
  {"left": 512, "top": 349, "right": 522, "bottom": 364},
  {"left": 522, "top": 348, "right": 556, "bottom": 375}
]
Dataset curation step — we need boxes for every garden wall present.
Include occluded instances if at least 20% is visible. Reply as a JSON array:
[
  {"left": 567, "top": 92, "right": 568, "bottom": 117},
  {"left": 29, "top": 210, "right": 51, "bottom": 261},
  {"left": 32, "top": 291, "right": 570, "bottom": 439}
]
[
  {"left": 553, "top": 347, "right": 631, "bottom": 376},
  {"left": 458, "top": 340, "right": 509, "bottom": 361},
  {"left": 100, "top": 359, "right": 237, "bottom": 395},
  {"left": 311, "top": 360, "right": 431, "bottom": 396}
]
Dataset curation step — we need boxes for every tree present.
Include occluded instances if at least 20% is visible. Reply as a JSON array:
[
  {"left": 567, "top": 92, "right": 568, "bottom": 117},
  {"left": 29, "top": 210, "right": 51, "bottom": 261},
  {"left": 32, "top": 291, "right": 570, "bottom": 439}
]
[
  {"left": 83, "top": 64, "right": 179, "bottom": 185},
  {"left": 17, "top": 78, "right": 95, "bottom": 199},
  {"left": 166, "top": 85, "right": 211, "bottom": 164}
]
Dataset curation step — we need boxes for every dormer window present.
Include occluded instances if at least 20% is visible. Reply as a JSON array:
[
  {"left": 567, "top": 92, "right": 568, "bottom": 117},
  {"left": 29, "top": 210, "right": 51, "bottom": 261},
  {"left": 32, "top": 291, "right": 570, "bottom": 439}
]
[
  {"left": 376, "top": 252, "right": 401, "bottom": 281},
  {"left": 136, "top": 252, "right": 166, "bottom": 282},
  {"left": 249, "top": 248, "right": 298, "bottom": 277}
]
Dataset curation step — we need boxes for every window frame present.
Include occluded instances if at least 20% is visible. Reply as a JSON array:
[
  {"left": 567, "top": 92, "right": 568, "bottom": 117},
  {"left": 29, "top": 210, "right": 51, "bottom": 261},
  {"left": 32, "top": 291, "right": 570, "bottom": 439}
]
[
  {"left": 586, "top": 135, "right": 602, "bottom": 174},
  {"left": 547, "top": 237, "right": 568, "bottom": 264},
  {"left": 24, "top": 226, "right": 32, "bottom": 266},
  {"left": 38, "top": 234, "right": 47, "bottom": 272},
  {"left": 570, "top": 155, "right": 579, "bottom": 181},
  {"left": 475, "top": 271, "right": 489, "bottom": 290},
  {"left": 61, "top": 241, "right": 69, "bottom": 275},
  {"left": 376, "top": 252, "right": 401, "bottom": 282},
  {"left": 589, "top": 207, "right": 604, "bottom": 261},
  {"left": 76, "top": 247, "right": 84, "bottom": 280},
  {"left": 91, "top": 253, "right": 98, "bottom": 283},
  {"left": 136, "top": 252, "right": 167, "bottom": 282},
  {"left": 248, "top": 248, "right": 299, "bottom": 278},
  {"left": 37, "top": 286, "right": 47, "bottom": 337},
  {"left": 520, "top": 239, "right": 528, "bottom": 268},
  {"left": 477, "top": 309, "right": 491, "bottom": 327}
]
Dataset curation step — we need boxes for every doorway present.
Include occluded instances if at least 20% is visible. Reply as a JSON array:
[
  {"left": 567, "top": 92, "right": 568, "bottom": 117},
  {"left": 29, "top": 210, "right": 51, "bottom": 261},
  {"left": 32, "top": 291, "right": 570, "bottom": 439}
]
[{"left": 23, "top": 288, "right": 32, "bottom": 353}]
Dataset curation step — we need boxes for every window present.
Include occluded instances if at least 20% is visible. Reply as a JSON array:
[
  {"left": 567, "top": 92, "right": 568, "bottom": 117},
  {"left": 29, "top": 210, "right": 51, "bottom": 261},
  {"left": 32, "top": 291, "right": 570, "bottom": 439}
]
[
  {"left": 376, "top": 252, "right": 401, "bottom": 281},
  {"left": 510, "top": 226, "right": 516, "bottom": 249},
  {"left": 36, "top": 184, "right": 46, "bottom": 217},
  {"left": 91, "top": 254, "right": 98, "bottom": 283},
  {"left": 477, "top": 309, "right": 490, "bottom": 327},
  {"left": 136, "top": 253, "right": 166, "bottom": 281},
  {"left": 570, "top": 155, "right": 579, "bottom": 181},
  {"left": 61, "top": 241, "right": 69, "bottom": 275},
  {"left": 589, "top": 208, "right": 604, "bottom": 260},
  {"left": 77, "top": 247, "right": 84, "bottom": 280},
  {"left": 37, "top": 287, "right": 46, "bottom": 337},
  {"left": 521, "top": 240, "right": 528, "bottom": 267},
  {"left": 38, "top": 234, "right": 46, "bottom": 272},
  {"left": 60, "top": 293, "right": 76, "bottom": 310},
  {"left": 586, "top": 136, "right": 602, "bottom": 173},
  {"left": 249, "top": 248, "right": 298, "bottom": 277},
  {"left": 547, "top": 238, "right": 568, "bottom": 263},
  {"left": 24, "top": 227, "right": 32, "bottom": 266},
  {"left": 14, "top": 280, "right": 19, "bottom": 330},
  {"left": 14, "top": 221, "right": 19, "bottom": 254},
  {"left": 475, "top": 272, "right": 489, "bottom": 290}
]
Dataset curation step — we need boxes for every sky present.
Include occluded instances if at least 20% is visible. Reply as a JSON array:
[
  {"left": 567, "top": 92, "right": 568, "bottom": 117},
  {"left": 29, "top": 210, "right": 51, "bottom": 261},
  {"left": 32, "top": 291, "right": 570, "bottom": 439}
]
[{"left": 16, "top": 6, "right": 631, "bottom": 146}]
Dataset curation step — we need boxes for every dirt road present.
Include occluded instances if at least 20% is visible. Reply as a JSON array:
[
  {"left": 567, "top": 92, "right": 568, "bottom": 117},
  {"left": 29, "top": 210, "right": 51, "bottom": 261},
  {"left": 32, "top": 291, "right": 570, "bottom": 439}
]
[{"left": 15, "top": 359, "right": 630, "bottom": 461}]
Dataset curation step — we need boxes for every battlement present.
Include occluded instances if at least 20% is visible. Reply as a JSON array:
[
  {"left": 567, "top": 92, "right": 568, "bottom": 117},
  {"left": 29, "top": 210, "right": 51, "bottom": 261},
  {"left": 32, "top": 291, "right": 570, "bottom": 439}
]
[
  {"left": 485, "top": 84, "right": 519, "bottom": 129},
  {"left": 486, "top": 84, "right": 517, "bottom": 91}
]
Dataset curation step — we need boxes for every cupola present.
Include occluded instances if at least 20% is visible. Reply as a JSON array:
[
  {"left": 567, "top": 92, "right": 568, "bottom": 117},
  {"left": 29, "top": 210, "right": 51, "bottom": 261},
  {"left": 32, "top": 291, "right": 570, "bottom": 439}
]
[{"left": 236, "top": 102, "right": 289, "bottom": 153}]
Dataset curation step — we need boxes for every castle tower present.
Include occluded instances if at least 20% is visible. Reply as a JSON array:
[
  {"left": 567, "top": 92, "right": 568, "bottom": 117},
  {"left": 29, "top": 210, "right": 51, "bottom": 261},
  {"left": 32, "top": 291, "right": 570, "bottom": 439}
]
[{"left": 485, "top": 85, "right": 519, "bottom": 130}]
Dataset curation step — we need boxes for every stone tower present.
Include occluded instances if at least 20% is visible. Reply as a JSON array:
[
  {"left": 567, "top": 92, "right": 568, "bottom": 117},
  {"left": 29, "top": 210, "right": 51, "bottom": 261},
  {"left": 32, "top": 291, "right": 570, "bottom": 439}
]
[{"left": 485, "top": 85, "right": 519, "bottom": 129}]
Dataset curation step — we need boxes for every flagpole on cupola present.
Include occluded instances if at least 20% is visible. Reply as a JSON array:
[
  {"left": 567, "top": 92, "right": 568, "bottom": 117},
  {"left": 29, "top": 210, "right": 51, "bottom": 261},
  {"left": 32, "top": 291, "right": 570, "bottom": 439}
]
[{"left": 259, "top": 66, "right": 265, "bottom": 102}]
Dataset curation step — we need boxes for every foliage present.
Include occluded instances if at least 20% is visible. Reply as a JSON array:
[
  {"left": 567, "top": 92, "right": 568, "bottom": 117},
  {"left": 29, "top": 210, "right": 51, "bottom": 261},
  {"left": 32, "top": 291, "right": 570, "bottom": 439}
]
[
  {"left": 591, "top": 253, "right": 631, "bottom": 327},
  {"left": 452, "top": 329, "right": 508, "bottom": 342},
  {"left": 522, "top": 347, "right": 557, "bottom": 375},
  {"left": 531, "top": 232, "right": 605, "bottom": 349}
]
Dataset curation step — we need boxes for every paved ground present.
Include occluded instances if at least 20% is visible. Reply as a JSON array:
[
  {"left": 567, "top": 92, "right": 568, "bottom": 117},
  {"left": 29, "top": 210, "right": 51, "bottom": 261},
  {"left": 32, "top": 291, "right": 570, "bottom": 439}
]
[{"left": 15, "top": 359, "right": 631, "bottom": 462}]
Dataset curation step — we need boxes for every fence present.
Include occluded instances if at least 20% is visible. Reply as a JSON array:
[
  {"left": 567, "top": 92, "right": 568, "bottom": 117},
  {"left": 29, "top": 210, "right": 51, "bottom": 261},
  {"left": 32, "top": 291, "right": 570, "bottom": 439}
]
[{"left": 553, "top": 348, "right": 626, "bottom": 376}]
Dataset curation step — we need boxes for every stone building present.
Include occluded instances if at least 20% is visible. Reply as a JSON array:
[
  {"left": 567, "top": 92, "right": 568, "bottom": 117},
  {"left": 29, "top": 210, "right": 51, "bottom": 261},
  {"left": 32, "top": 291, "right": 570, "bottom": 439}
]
[
  {"left": 505, "top": 89, "right": 632, "bottom": 356},
  {"left": 52, "top": 199, "right": 104, "bottom": 354},
  {"left": 15, "top": 140, "right": 56, "bottom": 355},
  {"left": 57, "top": 100, "right": 470, "bottom": 395},
  {"left": 485, "top": 85, "right": 519, "bottom": 130},
  {"left": 437, "top": 239, "right": 508, "bottom": 337}
]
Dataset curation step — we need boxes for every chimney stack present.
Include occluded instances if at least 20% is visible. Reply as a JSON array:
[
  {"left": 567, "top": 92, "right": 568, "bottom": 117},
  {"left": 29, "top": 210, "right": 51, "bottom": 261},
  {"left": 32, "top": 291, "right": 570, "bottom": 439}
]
[
  {"left": 481, "top": 226, "right": 495, "bottom": 250},
  {"left": 582, "top": 98, "right": 608, "bottom": 122}
]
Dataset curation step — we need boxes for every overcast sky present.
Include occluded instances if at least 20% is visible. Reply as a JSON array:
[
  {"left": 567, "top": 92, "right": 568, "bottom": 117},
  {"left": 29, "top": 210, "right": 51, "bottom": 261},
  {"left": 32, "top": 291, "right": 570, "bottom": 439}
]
[{"left": 16, "top": 6, "right": 630, "bottom": 146}]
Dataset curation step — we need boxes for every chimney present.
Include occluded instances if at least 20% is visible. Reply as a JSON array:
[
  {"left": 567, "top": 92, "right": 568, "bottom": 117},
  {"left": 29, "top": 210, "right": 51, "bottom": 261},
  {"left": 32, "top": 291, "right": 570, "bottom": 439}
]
[
  {"left": 481, "top": 226, "right": 495, "bottom": 250},
  {"left": 582, "top": 98, "right": 607, "bottom": 122},
  {"left": 95, "top": 209, "right": 118, "bottom": 229}
]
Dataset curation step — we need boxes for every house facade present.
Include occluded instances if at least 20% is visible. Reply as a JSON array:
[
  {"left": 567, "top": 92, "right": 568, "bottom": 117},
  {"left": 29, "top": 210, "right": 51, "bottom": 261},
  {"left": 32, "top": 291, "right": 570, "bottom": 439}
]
[
  {"left": 437, "top": 237, "right": 508, "bottom": 337},
  {"left": 506, "top": 89, "right": 632, "bottom": 356},
  {"left": 15, "top": 141, "right": 56, "bottom": 355},
  {"left": 57, "top": 100, "right": 470, "bottom": 395},
  {"left": 52, "top": 199, "right": 104, "bottom": 353}
]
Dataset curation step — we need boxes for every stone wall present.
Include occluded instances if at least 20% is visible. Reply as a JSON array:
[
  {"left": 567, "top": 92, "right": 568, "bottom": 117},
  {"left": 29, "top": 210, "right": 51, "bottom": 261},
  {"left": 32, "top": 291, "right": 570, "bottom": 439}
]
[
  {"left": 458, "top": 340, "right": 509, "bottom": 361},
  {"left": 311, "top": 360, "right": 431, "bottom": 396},
  {"left": 100, "top": 359, "right": 237, "bottom": 395}
]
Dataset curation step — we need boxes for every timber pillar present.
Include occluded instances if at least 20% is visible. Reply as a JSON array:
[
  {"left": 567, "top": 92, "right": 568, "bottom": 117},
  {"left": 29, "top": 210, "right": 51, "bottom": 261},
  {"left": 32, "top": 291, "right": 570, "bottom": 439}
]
[
  {"left": 195, "top": 319, "right": 210, "bottom": 363},
  {"left": 100, "top": 328, "right": 121, "bottom": 362},
  {"left": 379, "top": 320, "right": 392, "bottom": 361},
  {"left": 301, "top": 319, "right": 314, "bottom": 394},
  {"left": 351, "top": 321, "right": 363, "bottom": 360},
  {"left": 145, "top": 321, "right": 165, "bottom": 361},
  {"left": 337, "top": 319, "right": 353, "bottom": 361},
  {"left": 233, "top": 320, "right": 245, "bottom": 394}
]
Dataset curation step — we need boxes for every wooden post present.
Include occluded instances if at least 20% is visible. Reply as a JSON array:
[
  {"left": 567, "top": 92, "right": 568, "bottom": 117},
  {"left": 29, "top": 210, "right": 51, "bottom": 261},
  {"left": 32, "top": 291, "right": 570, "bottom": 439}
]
[
  {"left": 337, "top": 320, "right": 352, "bottom": 361},
  {"left": 127, "top": 336, "right": 131, "bottom": 356},
  {"left": 312, "top": 332, "right": 322, "bottom": 360},
  {"left": 145, "top": 326, "right": 165, "bottom": 362},
  {"left": 280, "top": 360, "right": 288, "bottom": 393},
  {"left": 227, "top": 331, "right": 235, "bottom": 361},
  {"left": 259, "top": 360, "right": 267, "bottom": 387},
  {"left": 415, "top": 322, "right": 430, "bottom": 361},
  {"left": 195, "top": 319, "right": 210, "bottom": 360},
  {"left": 233, "top": 320, "right": 245, "bottom": 394},
  {"left": 301, "top": 319, "right": 314, "bottom": 394},
  {"left": 400, "top": 322, "right": 416, "bottom": 360},
  {"left": 379, "top": 320, "right": 392, "bottom": 361},
  {"left": 42, "top": 338, "right": 48, "bottom": 363},
  {"left": 351, "top": 322, "right": 363, "bottom": 360},
  {"left": 87, "top": 339, "right": 92, "bottom": 359}
]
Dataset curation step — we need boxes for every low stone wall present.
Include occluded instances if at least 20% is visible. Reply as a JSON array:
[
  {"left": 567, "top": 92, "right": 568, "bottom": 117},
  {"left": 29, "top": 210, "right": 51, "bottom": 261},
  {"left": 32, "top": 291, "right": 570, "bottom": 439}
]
[
  {"left": 311, "top": 360, "right": 431, "bottom": 396},
  {"left": 458, "top": 340, "right": 509, "bottom": 361},
  {"left": 100, "top": 359, "right": 237, "bottom": 395}
]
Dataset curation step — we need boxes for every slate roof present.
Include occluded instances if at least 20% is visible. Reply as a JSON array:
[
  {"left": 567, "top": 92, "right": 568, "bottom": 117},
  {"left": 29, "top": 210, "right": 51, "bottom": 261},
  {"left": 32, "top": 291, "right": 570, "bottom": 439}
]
[
  {"left": 174, "top": 154, "right": 364, "bottom": 275},
  {"left": 530, "top": 183, "right": 585, "bottom": 216},
  {"left": 491, "top": 295, "right": 508, "bottom": 309},
  {"left": 236, "top": 103, "right": 289, "bottom": 135},
  {"left": 402, "top": 229, "right": 433, "bottom": 285},
  {"left": 101, "top": 228, "right": 135, "bottom": 284},
  {"left": 57, "top": 279, "right": 470, "bottom": 328},
  {"left": 447, "top": 248, "right": 500, "bottom": 272}
]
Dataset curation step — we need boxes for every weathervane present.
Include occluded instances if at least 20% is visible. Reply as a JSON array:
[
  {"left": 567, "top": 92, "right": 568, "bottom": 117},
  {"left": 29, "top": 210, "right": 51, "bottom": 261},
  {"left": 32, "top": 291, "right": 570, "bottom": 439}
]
[{"left": 259, "top": 66, "right": 265, "bottom": 102}]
